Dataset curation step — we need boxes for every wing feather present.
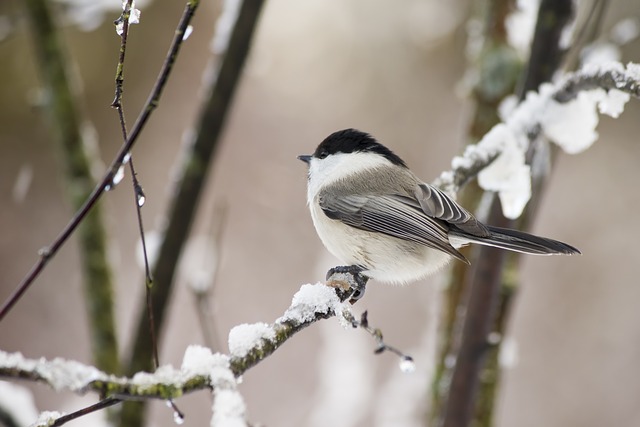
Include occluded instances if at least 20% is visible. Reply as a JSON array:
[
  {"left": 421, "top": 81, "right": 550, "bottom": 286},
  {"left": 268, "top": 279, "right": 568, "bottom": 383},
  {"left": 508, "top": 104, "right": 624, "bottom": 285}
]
[
  {"left": 319, "top": 192, "right": 468, "bottom": 262},
  {"left": 414, "top": 183, "right": 490, "bottom": 237}
]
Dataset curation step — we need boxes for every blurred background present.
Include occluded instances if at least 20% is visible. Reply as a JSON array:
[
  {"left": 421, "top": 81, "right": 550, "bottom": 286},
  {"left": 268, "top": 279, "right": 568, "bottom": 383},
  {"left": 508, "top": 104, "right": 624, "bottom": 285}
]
[{"left": 1, "top": 1, "right": 639, "bottom": 426}]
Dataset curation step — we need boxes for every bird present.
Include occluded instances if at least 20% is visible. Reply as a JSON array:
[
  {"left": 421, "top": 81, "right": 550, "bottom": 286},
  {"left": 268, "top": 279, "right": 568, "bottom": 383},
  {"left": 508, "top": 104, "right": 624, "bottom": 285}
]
[{"left": 298, "top": 128, "right": 579, "bottom": 291}]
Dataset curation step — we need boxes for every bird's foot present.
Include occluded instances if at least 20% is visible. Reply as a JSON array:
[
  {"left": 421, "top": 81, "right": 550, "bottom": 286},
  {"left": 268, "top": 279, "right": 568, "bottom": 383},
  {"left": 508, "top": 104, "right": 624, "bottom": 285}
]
[{"left": 326, "top": 265, "right": 369, "bottom": 304}]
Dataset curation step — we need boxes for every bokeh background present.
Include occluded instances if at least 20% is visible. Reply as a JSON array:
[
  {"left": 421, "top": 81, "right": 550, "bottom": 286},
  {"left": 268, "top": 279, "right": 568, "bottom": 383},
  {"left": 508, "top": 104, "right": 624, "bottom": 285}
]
[{"left": 1, "top": 1, "right": 640, "bottom": 426}]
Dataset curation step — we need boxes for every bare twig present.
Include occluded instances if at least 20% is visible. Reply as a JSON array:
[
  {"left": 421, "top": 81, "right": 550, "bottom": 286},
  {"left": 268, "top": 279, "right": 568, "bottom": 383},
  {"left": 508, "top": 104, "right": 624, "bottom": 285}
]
[
  {"left": 125, "top": 0, "right": 265, "bottom": 377},
  {"left": 342, "top": 310, "right": 414, "bottom": 369},
  {"left": 51, "top": 398, "right": 121, "bottom": 427},
  {"left": 122, "top": 0, "right": 264, "bottom": 418},
  {"left": 0, "top": 0, "right": 200, "bottom": 322},
  {"left": 109, "top": 0, "right": 160, "bottom": 379},
  {"left": 22, "top": 0, "right": 119, "bottom": 375},
  {"left": 109, "top": 1, "right": 185, "bottom": 423}
]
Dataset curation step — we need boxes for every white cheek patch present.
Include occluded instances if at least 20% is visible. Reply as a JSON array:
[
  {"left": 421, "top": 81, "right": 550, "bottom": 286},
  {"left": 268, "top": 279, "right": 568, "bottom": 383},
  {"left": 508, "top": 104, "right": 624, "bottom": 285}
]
[{"left": 307, "top": 152, "right": 391, "bottom": 205}]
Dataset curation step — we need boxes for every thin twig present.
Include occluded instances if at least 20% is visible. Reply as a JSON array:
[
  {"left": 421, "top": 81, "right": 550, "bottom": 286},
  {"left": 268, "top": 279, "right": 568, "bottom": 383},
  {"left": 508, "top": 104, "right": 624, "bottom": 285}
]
[
  {"left": 109, "top": 0, "right": 159, "bottom": 374},
  {"left": 122, "top": 0, "right": 264, "bottom": 418},
  {"left": 342, "top": 310, "right": 414, "bottom": 365},
  {"left": 51, "top": 398, "right": 121, "bottom": 427},
  {"left": 0, "top": 0, "right": 200, "bottom": 322},
  {"left": 125, "top": 0, "right": 265, "bottom": 377},
  {"left": 111, "top": 0, "right": 134, "bottom": 109},
  {"left": 109, "top": 2, "right": 182, "bottom": 421}
]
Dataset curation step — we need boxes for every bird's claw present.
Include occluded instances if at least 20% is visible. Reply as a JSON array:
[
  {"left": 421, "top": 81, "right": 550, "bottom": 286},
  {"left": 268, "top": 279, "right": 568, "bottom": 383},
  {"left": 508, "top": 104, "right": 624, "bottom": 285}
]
[{"left": 326, "top": 265, "right": 369, "bottom": 303}]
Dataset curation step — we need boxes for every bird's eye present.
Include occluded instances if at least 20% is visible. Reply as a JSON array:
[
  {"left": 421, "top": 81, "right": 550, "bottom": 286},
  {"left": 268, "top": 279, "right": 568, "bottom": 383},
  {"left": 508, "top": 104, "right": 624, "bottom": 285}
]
[{"left": 318, "top": 150, "right": 329, "bottom": 159}]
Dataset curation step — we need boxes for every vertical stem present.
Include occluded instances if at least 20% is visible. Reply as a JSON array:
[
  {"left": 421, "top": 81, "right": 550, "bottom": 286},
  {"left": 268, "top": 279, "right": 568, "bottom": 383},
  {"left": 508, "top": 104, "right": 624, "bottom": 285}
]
[
  {"left": 437, "top": 1, "right": 576, "bottom": 426},
  {"left": 120, "top": 2, "right": 265, "bottom": 426},
  {"left": 431, "top": 0, "right": 521, "bottom": 421},
  {"left": 439, "top": 199, "right": 508, "bottom": 427},
  {"left": 24, "top": 0, "right": 120, "bottom": 375}
]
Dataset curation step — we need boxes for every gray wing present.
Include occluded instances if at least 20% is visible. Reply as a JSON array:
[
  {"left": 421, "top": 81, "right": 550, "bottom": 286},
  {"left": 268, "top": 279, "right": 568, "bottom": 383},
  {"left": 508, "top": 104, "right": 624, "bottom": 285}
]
[
  {"left": 413, "top": 183, "right": 490, "bottom": 237},
  {"left": 319, "top": 192, "right": 468, "bottom": 263}
]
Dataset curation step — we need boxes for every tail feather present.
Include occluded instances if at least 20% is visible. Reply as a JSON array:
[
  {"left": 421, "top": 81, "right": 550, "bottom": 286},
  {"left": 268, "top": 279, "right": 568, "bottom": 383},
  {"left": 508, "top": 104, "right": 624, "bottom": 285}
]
[{"left": 450, "top": 225, "right": 581, "bottom": 256}]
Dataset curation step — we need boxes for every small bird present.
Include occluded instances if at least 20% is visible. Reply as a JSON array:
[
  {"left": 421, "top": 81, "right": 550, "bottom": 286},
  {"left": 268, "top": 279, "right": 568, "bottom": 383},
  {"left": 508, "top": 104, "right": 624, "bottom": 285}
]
[{"left": 298, "top": 128, "right": 579, "bottom": 289}]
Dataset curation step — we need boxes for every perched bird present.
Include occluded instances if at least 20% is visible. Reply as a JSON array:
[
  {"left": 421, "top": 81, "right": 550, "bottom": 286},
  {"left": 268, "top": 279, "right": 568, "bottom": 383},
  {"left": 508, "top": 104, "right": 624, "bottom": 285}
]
[{"left": 298, "top": 128, "right": 579, "bottom": 288}]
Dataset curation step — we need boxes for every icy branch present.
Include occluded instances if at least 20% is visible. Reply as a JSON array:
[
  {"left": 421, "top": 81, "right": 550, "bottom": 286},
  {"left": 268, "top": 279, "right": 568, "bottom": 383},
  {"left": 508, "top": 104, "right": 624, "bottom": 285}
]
[{"left": 434, "top": 61, "right": 640, "bottom": 218}]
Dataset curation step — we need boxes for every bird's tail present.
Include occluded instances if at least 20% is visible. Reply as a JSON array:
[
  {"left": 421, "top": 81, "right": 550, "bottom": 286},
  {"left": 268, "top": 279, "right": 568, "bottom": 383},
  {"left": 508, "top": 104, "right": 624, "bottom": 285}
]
[{"left": 450, "top": 225, "right": 581, "bottom": 256}]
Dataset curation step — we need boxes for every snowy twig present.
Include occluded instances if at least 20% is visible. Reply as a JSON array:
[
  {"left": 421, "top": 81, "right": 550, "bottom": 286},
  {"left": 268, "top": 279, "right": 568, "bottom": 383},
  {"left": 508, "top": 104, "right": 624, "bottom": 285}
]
[
  {"left": 434, "top": 62, "right": 640, "bottom": 208},
  {"left": 228, "top": 281, "right": 353, "bottom": 373},
  {"left": 0, "top": 283, "right": 352, "bottom": 392},
  {"left": 1, "top": 281, "right": 356, "bottom": 426},
  {"left": 0, "top": 350, "right": 211, "bottom": 401},
  {"left": 0, "top": 0, "right": 200, "bottom": 322},
  {"left": 552, "top": 63, "right": 640, "bottom": 102}
]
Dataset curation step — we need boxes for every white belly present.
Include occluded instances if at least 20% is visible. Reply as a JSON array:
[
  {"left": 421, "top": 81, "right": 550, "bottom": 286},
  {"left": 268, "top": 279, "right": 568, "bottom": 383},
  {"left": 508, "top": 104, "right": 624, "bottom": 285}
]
[{"left": 310, "top": 202, "right": 452, "bottom": 285}]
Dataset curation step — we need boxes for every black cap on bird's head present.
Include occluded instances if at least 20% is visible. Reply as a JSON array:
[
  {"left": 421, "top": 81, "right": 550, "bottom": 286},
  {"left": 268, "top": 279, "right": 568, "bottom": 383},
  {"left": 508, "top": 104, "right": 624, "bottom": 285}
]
[{"left": 297, "top": 128, "right": 408, "bottom": 168}]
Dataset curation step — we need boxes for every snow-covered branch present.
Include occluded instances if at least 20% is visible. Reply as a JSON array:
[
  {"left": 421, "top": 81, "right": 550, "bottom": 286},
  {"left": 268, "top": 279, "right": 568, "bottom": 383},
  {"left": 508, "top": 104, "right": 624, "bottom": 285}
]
[
  {"left": 435, "top": 61, "right": 640, "bottom": 218},
  {"left": 0, "top": 282, "right": 355, "bottom": 426},
  {"left": 0, "top": 348, "right": 213, "bottom": 400},
  {"left": 553, "top": 62, "right": 640, "bottom": 102},
  {"left": 228, "top": 282, "right": 352, "bottom": 373}
]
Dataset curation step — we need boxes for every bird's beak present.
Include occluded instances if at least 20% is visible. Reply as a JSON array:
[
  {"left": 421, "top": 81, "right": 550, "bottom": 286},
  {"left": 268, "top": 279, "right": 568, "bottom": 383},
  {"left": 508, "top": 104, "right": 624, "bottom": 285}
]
[{"left": 297, "top": 154, "right": 312, "bottom": 164}]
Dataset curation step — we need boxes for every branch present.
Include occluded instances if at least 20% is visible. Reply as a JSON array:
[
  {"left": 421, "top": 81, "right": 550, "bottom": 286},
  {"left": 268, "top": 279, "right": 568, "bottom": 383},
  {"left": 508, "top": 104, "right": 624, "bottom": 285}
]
[
  {"left": 125, "top": 0, "right": 265, "bottom": 376},
  {"left": 24, "top": 0, "right": 119, "bottom": 374},
  {"left": 0, "top": 0, "right": 200, "bottom": 322},
  {"left": 553, "top": 63, "right": 640, "bottom": 102},
  {"left": 228, "top": 281, "right": 354, "bottom": 373},
  {"left": 0, "top": 350, "right": 212, "bottom": 409},
  {"left": 0, "top": 282, "right": 354, "bottom": 426},
  {"left": 434, "top": 61, "right": 640, "bottom": 198}
]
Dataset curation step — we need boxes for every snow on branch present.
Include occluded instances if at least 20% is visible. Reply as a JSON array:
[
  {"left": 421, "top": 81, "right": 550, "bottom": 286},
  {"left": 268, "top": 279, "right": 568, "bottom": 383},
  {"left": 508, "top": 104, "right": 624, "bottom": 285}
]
[
  {"left": 0, "top": 348, "right": 214, "bottom": 400},
  {"left": 553, "top": 62, "right": 640, "bottom": 102},
  {"left": 434, "top": 61, "right": 640, "bottom": 219},
  {"left": 228, "top": 282, "right": 352, "bottom": 373},
  {"left": 0, "top": 282, "right": 354, "bottom": 426}
]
